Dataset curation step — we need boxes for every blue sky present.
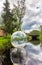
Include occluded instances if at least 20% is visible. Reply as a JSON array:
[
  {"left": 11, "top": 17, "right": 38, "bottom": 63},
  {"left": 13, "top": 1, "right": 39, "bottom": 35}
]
[{"left": 0, "top": 0, "right": 42, "bottom": 33}]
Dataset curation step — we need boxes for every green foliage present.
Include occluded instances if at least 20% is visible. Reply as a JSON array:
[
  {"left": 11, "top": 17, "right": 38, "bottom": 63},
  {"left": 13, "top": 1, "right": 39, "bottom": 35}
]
[
  {"left": 12, "top": 0, "right": 26, "bottom": 31},
  {"left": 39, "top": 35, "right": 42, "bottom": 41},
  {"left": 31, "top": 41, "right": 40, "bottom": 45},
  {"left": 26, "top": 35, "right": 32, "bottom": 42},
  {"left": 38, "top": 25, "right": 42, "bottom": 41},
  {"left": 12, "top": 37, "right": 26, "bottom": 42},
  {"left": 0, "top": 36, "right": 11, "bottom": 51},
  {"left": 30, "top": 30, "right": 40, "bottom": 35},
  {"left": 13, "top": 28, "right": 17, "bottom": 32},
  {"left": 2, "top": 0, "right": 14, "bottom": 34},
  {"left": 1, "top": 0, "right": 26, "bottom": 34}
]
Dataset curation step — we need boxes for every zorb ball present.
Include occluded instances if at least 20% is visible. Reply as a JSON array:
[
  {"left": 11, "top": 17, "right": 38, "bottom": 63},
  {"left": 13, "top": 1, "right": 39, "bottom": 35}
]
[
  {"left": 10, "top": 47, "right": 27, "bottom": 65},
  {"left": 11, "top": 31, "right": 26, "bottom": 47}
]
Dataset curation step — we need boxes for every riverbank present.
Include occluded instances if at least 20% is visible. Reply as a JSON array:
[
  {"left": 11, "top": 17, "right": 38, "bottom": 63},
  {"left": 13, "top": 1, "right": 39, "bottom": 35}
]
[{"left": 0, "top": 35, "right": 11, "bottom": 55}]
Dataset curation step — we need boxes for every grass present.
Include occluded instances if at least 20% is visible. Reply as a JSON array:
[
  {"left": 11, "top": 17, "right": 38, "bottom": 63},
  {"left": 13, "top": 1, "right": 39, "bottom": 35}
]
[
  {"left": 0, "top": 34, "right": 11, "bottom": 53},
  {"left": 39, "top": 35, "right": 42, "bottom": 41},
  {"left": 0, "top": 33, "right": 42, "bottom": 53}
]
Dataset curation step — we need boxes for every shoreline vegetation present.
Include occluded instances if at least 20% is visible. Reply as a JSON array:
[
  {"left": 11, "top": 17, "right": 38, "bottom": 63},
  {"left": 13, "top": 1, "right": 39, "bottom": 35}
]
[
  {"left": 0, "top": 30, "right": 42, "bottom": 54},
  {"left": 0, "top": 0, "right": 42, "bottom": 65},
  {"left": 0, "top": 0, "right": 42, "bottom": 53}
]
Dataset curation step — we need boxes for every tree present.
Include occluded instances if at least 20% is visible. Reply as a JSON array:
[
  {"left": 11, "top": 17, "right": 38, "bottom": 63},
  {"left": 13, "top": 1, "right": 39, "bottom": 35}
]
[
  {"left": 39, "top": 25, "right": 42, "bottom": 48},
  {"left": 30, "top": 30, "right": 40, "bottom": 35},
  {"left": 39, "top": 25, "right": 42, "bottom": 42},
  {"left": 12, "top": 0, "right": 26, "bottom": 31},
  {"left": 2, "top": 0, "right": 14, "bottom": 34},
  {"left": 40, "top": 25, "right": 42, "bottom": 34}
]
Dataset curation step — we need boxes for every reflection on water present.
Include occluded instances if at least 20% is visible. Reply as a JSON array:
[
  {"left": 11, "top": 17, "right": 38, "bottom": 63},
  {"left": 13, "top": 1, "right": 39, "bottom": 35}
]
[
  {"left": 1, "top": 41, "right": 42, "bottom": 65},
  {"left": 25, "top": 42, "right": 42, "bottom": 65},
  {"left": 10, "top": 48, "right": 28, "bottom": 65},
  {"left": 10, "top": 41, "right": 42, "bottom": 65},
  {"left": 40, "top": 41, "right": 42, "bottom": 50},
  {"left": 30, "top": 41, "right": 40, "bottom": 45},
  {"left": 11, "top": 31, "right": 26, "bottom": 47}
]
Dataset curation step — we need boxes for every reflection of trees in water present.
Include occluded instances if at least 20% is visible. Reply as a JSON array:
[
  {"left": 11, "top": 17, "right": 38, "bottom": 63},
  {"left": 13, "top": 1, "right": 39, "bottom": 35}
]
[
  {"left": 30, "top": 41, "right": 40, "bottom": 45},
  {"left": 10, "top": 48, "right": 27, "bottom": 65},
  {"left": 40, "top": 41, "right": 42, "bottom": 50}
]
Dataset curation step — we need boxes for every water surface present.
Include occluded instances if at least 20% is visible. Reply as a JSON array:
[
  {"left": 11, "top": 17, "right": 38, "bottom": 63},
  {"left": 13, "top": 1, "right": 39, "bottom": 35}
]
[{"left": 25, "top": 42, "right": 42, "bottom": 65}]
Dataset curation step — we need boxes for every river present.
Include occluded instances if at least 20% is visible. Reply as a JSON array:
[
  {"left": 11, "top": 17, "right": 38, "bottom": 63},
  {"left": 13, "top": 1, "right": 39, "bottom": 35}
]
[
  {"left": 25, "top": 42, "right": 42, "bottom": 65},
  {"left": 0, "top": 41, "right": 42, "bottom": 65}
]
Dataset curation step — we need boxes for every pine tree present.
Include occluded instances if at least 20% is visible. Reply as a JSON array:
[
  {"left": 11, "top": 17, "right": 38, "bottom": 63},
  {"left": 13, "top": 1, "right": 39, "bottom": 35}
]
[
  {"left": 2, "top": 0, "right": 14, "bottom": 34},
  {"left": 12, "top": 0, "right": 26, "bottom": 31}
]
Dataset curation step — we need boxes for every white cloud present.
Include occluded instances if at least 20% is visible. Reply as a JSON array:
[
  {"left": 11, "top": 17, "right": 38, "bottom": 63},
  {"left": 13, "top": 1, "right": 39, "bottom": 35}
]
[
  {"left": 0, "top": 0, "right": 13, "bottom": 14},
  {"left": 0, "top": 0, "right": 5, "bottom": 14},
  {"left": 0, "top": 0, "right": 42, "bottom": 32},
  {"left": 22, "top": 0, "right": 42, "bottom": 33}
]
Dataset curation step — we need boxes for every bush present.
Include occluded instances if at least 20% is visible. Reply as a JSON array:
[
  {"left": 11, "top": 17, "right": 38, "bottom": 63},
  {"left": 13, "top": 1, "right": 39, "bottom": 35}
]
[
  {"left": 0, "top": 36, "right": 11, "bottom": 51},
  {"left": 39, "top": 35, "right": 42, "bottom": 41},
  {"left": 26, "top": 35, "right": 32, "bottom": 42},
  {"left": 30, "top": 30, "right": 40, "bottom": 35}
]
